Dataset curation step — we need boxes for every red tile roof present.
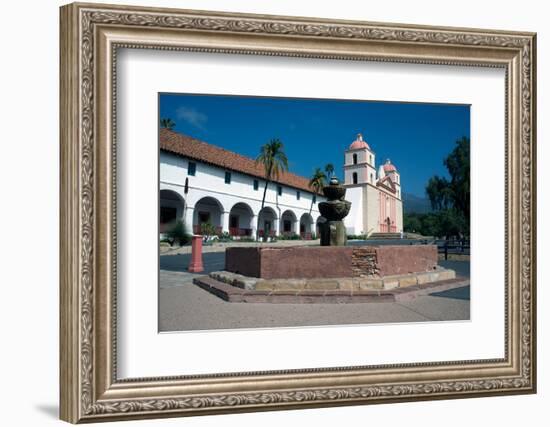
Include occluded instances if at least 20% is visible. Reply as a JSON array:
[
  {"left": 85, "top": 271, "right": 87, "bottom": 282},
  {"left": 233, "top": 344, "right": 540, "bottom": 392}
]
[{"left": 160, "top": 128, "right": 319, "bottom": 194}]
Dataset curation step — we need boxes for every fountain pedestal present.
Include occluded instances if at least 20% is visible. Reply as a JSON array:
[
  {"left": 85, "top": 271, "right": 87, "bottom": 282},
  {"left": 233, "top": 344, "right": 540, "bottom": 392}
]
[
  {"left": 317, "top": 177, "right": 351, "bottom": 247},
  {"left": 319, "top": 219, "right": 347, "bottom": 246}
]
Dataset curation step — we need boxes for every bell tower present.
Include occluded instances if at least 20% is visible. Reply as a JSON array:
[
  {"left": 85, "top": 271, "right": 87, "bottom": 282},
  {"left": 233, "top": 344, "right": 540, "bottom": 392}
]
[
  {"left": 381, "top": 159, "right": 401, "bottom": 199},
  {"left": 344, "top": 133, "right": 376, "bottom": 186}
]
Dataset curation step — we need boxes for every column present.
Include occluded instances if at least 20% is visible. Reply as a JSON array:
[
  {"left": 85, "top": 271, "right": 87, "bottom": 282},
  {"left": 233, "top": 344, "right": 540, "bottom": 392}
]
[
  {"left": 293, "top": 219, "right": 300, "bottom": 235},
  {"left": 221, "top": 210, "right": 230, "bottom": 234},
  {"left": 273, "top": 217, "right": 280, "bottom": 237},
  {"left": 184, "top": 206, "right": 195, "bottom": 235},
  {"left": 250, "top": 215, "right": 258, "bottom": 240}
]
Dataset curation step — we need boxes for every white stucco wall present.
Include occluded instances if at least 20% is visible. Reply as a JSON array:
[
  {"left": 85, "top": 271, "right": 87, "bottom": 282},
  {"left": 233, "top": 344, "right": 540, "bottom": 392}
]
[
  {"left": 395, "top": 199, "right": 403, "bottom": 231},
  {"left": 365, "top": 185, "right": 381, "bottom": 235},
  {"left": 343, "top": 186, "right": 364, "bottom": 234}
]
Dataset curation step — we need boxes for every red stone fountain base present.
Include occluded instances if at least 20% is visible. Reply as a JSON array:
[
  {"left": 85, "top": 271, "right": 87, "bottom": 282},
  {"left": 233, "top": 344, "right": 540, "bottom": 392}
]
[
  {"left": 191, "top": 244, "right": 466, "bottom": 303},
  {"left": 225, "top": 245, "right": 438, "bottom": 279}
]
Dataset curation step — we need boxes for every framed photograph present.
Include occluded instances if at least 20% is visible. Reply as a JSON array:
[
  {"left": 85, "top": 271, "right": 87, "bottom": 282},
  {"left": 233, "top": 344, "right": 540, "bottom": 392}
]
[{"left": 60, "top": 2, "right": 536, "bottom": 423}]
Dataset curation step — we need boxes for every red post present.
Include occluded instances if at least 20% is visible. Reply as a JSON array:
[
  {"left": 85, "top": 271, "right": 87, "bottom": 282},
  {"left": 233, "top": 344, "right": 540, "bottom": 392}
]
[{"left": 188, "top": 235, "right": 204, "bottom": 273}]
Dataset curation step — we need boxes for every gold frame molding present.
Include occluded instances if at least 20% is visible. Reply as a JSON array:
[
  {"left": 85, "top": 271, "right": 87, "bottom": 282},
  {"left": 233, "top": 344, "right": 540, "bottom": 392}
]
[{"left": 60, "top": 2, "right": 537, "bottom": 423}]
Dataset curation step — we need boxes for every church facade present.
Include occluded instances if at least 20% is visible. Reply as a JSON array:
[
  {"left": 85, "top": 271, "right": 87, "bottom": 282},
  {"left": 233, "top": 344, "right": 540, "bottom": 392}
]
[
  {"left": 343, "top": 134, "right": 403, "bottom": 236},
  {"left": 159, "top": 129, "right": 403, "bottom": 240}
]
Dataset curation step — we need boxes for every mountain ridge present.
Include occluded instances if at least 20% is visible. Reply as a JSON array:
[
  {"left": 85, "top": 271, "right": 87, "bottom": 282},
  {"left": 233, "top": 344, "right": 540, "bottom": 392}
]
[{"left": 402, "top": 192, "right": 432, "bottom": 214}]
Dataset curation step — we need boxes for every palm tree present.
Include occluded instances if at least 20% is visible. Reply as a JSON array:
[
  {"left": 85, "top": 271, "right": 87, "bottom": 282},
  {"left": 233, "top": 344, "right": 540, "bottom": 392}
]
[
  {"left": 308, "top": 167, "right": 326, "bottom": 214},
  {"left": 324, "top": 163, "right": 335, "bottom": 179},
  {"left": 160, "top": 118, "right": 176, "bottom": 130},
  {"left": 255, "top": 139, "right": 289, "bottom": 240}
]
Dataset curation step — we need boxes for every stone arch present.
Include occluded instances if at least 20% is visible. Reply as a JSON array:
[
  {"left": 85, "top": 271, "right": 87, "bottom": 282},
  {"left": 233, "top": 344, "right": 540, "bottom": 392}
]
[
  {"left": 280, "top": 210, "right": 298, "bottom": 236},
  {"left": 193, "top": 196, "right": 224, "bottom": 235},
  {"left": 299, "top": 213, "right": 314, "bottom": 239},
  {"left": 229, "top": 202, "right": 255, "bottom": 238},
  {"left": 258, "top": 206, "right": 278, "bottom": 239},
  {"left": 315, "top": 216, "right": 325, "bottom": 237},
  {"left": 159, "top": 189, "right": 185, "bottom": 233}
]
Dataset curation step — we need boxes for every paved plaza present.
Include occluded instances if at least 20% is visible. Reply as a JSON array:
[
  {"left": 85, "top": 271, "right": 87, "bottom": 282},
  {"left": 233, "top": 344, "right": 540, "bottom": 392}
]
[{"left": 159, "top": 249, "right": 470, "bottom": 332}]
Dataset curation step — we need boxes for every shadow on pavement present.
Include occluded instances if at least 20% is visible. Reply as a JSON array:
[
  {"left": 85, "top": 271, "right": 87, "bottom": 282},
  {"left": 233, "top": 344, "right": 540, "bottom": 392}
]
[
  {"left": 430, "top": 285, "right": 470, "bottom": 301},
  {"left": 160, "top": 252, "right": 225, "bottom": 274},
  {"left": 439, "top": 260, "right": 470, "bottom": 278}
]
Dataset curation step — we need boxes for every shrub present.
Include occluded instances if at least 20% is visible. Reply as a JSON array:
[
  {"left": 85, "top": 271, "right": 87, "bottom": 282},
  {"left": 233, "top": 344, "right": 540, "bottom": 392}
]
[
  {"left": 165, "top": 220, "right": 190, "bottom": 246},
  {"left": 219, "top": 231, "right": 232, "bottom": 242},
  {"left": 238, "top": 237, "right": 256, "bottom": 243},
  {"left": 278, "top": 232, "right": 301, "bottom": 240},
  {"left": 199, "top": 222, "right": 217, "bottom": 238}
]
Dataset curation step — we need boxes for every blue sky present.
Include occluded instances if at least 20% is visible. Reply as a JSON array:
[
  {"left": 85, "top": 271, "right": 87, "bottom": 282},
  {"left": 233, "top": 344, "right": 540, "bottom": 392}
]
[{"left": 159, "top": 93, "right": 470, "bottom": 197}]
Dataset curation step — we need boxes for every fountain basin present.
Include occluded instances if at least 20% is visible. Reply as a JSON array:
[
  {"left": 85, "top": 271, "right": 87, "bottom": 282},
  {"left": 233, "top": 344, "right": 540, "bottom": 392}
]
[
  {"left": 225, "top": 245, "right": 438, "bottom": 280},
  {"left": 322, "top": 184, "right": 346, "bottom": 201},
  {"left": 318, "top": 199, "right": 351, "bottom": 221}
]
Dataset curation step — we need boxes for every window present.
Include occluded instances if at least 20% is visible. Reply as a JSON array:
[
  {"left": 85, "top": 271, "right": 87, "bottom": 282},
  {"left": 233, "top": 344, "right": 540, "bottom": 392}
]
[
  {"left": 253, "top": 179, "right": 259, "bottom": 190},
  {"left": 277, "top": 185, "right": 282, "bottom": 196},
  {"left": 352, "top": 172, "right": 358, "bottom": 184},
  {"left": 370, "top": 173, "right": 374, "bottom": 183},
  {"left": 224, "top": 171, "right": 231, "bottom": 184},
  {"left": 188, "top": 161, "right": 196, "bottom": 176},
  {"left": 313, "top": 195, "right": 317, "bottom": 204},
  {"left": 369, "top": 155, "right": 373, "bottom": 164},
  {"left": 353, "top": 153, "right": 358, "bottom": 165},
  {"left": 296, "top": 191, "right": 301, "bottom": 200}
]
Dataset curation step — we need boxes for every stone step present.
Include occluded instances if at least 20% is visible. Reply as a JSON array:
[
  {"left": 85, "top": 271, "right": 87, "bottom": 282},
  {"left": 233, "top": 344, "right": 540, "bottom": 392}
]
[
  {"left": 210, "top": 268, "right": 456, "bottom": 292},
  {"left": 193, "top": 276, "right": 470, "bottom": 304}
]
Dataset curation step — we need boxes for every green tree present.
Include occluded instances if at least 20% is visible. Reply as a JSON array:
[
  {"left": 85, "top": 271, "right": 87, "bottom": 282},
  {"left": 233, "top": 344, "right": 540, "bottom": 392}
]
[
  {"left": 426, "top": 176, "right": 452, "bottom": 211},
  {"left": 437, "top": 209, "right": 466, "bottom": 239},
  {"left": 324, "top": 163, "right": 335, "bottom": 179},
  {"left": 444, "top": 136, "right": 470, "bottom": 220},
  {"left": 255, "top": 139, "right": 289, "bottom": 240},
  {"left": 160, "top": 118, "right": 175, "bottom": 129},
  {"left": 424, "top": 136, "right": 470, "bottom": 238},
  {"left": 308, "top": 167, "right": 327, "bottom": 214},
  {"left": 420, "top": 213, "right": 439, "bottom": 237},
  {"left": 403, "top": 210, "right": 468, "bottom": 239},
  {"left": 403, "top": 213, "right": 422, "bottom": 234}
]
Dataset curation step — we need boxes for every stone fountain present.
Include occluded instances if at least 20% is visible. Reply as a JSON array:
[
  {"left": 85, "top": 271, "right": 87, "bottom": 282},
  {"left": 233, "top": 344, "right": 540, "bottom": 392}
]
[
  {"left": 318, "top": 177, "right": 351, "bottom": 246},
  {"left": 192, "top": 178, "right": 463, "bottom": 304}
]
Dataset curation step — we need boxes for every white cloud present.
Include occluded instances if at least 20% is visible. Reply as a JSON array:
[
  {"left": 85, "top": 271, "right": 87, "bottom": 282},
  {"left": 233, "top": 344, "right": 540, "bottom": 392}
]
[{"left": 176, "top": 106, "right": 208, "bottom": 130}]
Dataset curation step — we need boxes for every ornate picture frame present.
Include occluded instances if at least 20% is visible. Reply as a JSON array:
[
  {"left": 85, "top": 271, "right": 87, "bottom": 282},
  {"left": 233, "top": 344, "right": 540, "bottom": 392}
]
[{"left": 60, "top": 2, "right": 536, "bottom": 423}]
